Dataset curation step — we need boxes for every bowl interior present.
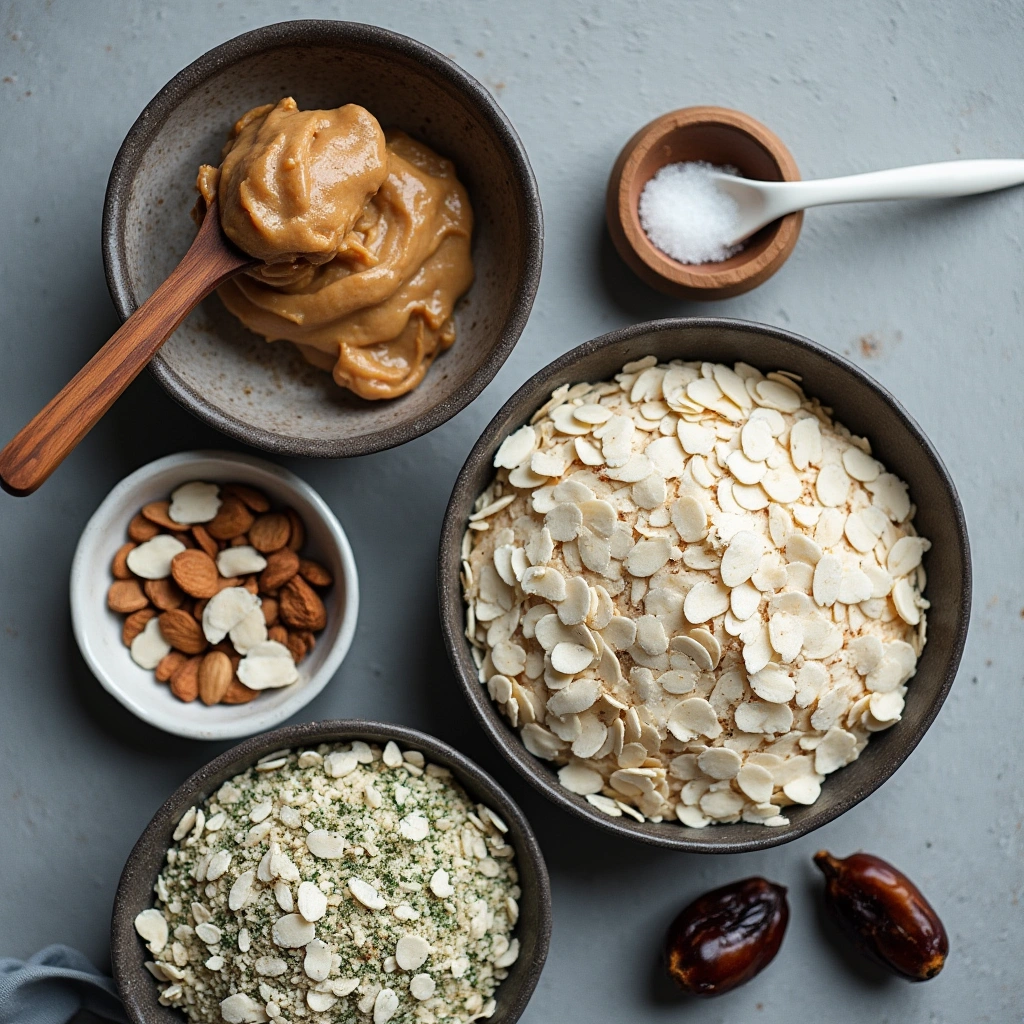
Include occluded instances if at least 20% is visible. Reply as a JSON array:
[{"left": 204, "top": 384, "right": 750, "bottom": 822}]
[
  {"left": 71, "top": 452, "right": 357, "bottom": 740},
  {"left": 440, "top": 318, "right": 970, "bottom": 852},
  {"left": 111, "top": 721, "right": 551, "bottom": 1024},
  {"left": 628, "top": 123, "right": 789, "bottom": 277},
  {"left": 106, "top": 23, "right": 540, "bottom": 456}
]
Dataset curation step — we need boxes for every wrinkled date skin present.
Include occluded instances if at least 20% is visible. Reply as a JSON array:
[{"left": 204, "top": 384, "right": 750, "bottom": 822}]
[
  {"left": 814, "top": 850, "right": 948, "bottom": 981},
  {"left": 665, "top": 877, "right": 789, "bottom": 996}
]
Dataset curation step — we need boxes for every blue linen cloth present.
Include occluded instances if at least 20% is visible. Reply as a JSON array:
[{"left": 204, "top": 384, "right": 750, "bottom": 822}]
[{"left": 0, "top": 946, "right": 127, "bottom": 1024}]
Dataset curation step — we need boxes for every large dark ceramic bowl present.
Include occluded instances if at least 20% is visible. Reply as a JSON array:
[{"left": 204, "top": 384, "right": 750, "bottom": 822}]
[
  {"left": 112, "top": 721, "right": 551, "bottom": 1024},
  {"left": 103, "top": 20, "right": 542, "bottom": 458},
  {"left": 439, "top": 318, "right": 971, "bottom": 853}
]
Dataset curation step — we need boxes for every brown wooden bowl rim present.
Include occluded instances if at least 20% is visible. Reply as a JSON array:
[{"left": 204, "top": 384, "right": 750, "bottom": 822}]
[
  {"left": 438, "top": 317, "right": 972, "bottom": 853},
  {"left": 102, "top": 19, "right": 543, "bottom": 459},
  {"left": 606, "top": 105, "right": 802, "bottom": 296},
  {"left": 111, "top": 719, "right": 552, "bottom": 1024}
]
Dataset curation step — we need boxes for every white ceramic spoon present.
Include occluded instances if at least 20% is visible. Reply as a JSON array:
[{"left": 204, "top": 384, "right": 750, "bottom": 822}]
[{"left": 709, "top": 160, "right": 1024, "bottom": 247}]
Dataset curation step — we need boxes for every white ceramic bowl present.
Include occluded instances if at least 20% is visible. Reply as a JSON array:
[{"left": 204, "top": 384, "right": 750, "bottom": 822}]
[{"left": 71, "top": 451, "right": 359, "bottom": 739}]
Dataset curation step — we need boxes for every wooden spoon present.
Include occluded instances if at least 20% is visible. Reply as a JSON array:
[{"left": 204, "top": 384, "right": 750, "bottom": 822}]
[{"left": 0, "top": 201, "right": 255, "bottom": 496}]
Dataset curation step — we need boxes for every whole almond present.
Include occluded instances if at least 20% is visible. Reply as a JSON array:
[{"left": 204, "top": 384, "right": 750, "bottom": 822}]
[
  {"left": 128, "top": 513, "right": 160, "bottom": 542},
  {"left": 159, "top": 608, "right": 208, "bottom": 654},
  {"left": 198, "top": 651, "right": 233, "bottom": 706},
  {"left": 122, "top": 608, "right": 157, "bottom": 646},
  {"left": 260, "top": 548, "right": 300, "bottom": 591},
  {"left": 222, "top": 483, "right": 270, "bottom": 513},
  {"left": 112, "top": 542, "right": 136, "bottom": 580},
  {"left": 191, "top": 524, "right": 219, "bottom": 559},
  {"left": 229, "top": 535, "right": 249, "bottom": 547},
  {"left": 280, "top": 575, "right": 327, "bottom": 631},
  {"left": 215, "top": 575, "right": 242, "bottom": 592},
  {"left": 285, "top": 508, "right": 305, "bottom": 552},
  {"left": 268, "top": 624, "right": 288, "bottom": 645},
  {"left": 171, "top": 549, "right": 220, "bottom": 598},
  {"left": 142, "top": 500, "right": 182, "bottom": 530},
  {"left": 171, "top": 531, "right": 195, "bottom": 549},
  {"left": 170, "top": 656, "right": 201, "bottom": 702},
  {"left": 296, "top": 629, "right": 316, "bottom": 653},
  {"left": 249, "top": 513, "right": 291, "bottom": 553},
  {"left": 193, "top": 598, "right": 208, "bottom": 622},
  {"left": 108, "top": 579, "right": 148, "bottom": 613},
  {"left": 285, "top": 631, "right": 307, "bottom": 663},
  {"left": 206, "top": 497, "right": 254, "bottom": 540},
  {"left": 222, "top": 678, "right": 259, "bottom": 704},
  {"left": 155, "top": 651, "right": 186, "bottom": 682},
  {"left": 243, "top": 577, "right": 259, "bottom": 596},
  {"left": 298, "top": 559, "right": 333, "bottom": 588},
  {"left": 144, "top": 577, "right": 185, "bottom": 611},
  {"left": 261, "top": 597, "right": 279, "bottom": 626}
]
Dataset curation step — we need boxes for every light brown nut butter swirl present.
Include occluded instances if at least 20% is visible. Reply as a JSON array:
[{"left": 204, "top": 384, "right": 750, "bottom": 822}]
[{"left": 197, "top": 97, "right": 474, "bottom": 400}]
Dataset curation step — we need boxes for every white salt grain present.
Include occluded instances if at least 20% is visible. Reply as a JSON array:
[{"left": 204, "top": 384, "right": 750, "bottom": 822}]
[{"left": 638, "top": 161, "right": 743, "bottom": 264}]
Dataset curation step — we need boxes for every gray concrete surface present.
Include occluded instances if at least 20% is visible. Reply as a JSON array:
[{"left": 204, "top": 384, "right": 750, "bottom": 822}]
[{"left": 2, "top": 1, "right": 1022, "bottom": 1021}]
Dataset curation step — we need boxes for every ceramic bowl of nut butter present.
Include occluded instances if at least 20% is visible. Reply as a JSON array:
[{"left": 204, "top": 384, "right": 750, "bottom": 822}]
[{"left": 103, "top": 20, "right": 542, "bottom": 459}]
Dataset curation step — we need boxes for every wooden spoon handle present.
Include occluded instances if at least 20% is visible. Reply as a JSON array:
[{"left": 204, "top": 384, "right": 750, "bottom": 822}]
[{"left": 0, "top": 204, "right": 253, "bottom": 496}]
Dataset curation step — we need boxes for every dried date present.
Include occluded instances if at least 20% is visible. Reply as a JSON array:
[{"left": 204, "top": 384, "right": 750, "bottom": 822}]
[
  {"left": 665, "top": 877, "right": 789, "bottom": 996},
  {"left": 814, "top": 850, "right": 948, "bottom": 981}
]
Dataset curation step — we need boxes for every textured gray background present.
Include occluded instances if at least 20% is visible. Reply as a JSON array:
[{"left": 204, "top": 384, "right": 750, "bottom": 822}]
[{"left": 1, "top": 1, "right": 1022, "bottom": 1021}]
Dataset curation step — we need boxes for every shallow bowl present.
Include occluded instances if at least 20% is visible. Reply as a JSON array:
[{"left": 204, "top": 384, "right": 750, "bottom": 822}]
[
  {"left": 71, "top": 450, "right": 359, "bottom": 740},
  {"left": 439, "top": 317, "right": 971, "bottom": 852},
  {"left": 103, "top": 20, "right": 542, "bottom": 457},
  {"left": 111, "top": 720, "right": 551, "bottom": 1024}
]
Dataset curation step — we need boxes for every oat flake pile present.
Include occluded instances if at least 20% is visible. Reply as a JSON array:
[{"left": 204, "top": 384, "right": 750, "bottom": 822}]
[{"left": 461, "top": 356, "right": 931, "bottom": 828}]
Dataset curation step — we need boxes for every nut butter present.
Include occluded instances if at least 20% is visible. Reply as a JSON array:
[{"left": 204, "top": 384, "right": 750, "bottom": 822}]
[{"left": 197, "top": 98, "right": 473, "bottom": 400}]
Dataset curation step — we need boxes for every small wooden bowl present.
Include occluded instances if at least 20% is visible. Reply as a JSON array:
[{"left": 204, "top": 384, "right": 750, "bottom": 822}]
[{"left": 606, "top": 106, "right": 802, "bottom": 299}]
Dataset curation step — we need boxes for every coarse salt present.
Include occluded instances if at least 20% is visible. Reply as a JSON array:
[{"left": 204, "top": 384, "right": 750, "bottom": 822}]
[{"left": 638, "top": 161, "right": 744, "bottom": 264}]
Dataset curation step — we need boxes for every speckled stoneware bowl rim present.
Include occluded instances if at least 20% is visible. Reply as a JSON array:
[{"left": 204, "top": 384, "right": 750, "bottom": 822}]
[
  {"left": 111, "top": 719, "right": 552, "bottom": 1024},
  {"left": 438, "top": 317, "right": 972, "bottom": 853},
  {"left": 101, "top": 19, "right": 543, "bottom": 459}
]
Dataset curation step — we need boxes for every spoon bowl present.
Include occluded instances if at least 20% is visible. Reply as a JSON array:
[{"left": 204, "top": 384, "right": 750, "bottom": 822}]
[{"left": 606, "top": 106, "right": 803, "bottom": 300}]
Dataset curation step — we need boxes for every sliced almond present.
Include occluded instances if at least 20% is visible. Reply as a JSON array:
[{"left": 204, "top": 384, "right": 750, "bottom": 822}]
[
  {"left": 159, "top": 609, "right": 209, "bottom": 655},
  {"left": 130, "top": 616, "right": 170, "bottom": 669},
  {"left": 298, "top": 559, "right": 333, "bottom": 587},
  {"left": 144, "top": 577, "right": 185, "bottom": 611},
  {"left": 237, "top": 641, "right": 299, "bottom": 690},
  {"left": 112, "top": 542, "right": 136, "bottom": 579},
  {"left": 202, "top": 587, "right": 260, "bottom": 644},
  {"left": 127, "top": 535, "right": 186, "bottom": 580},
  {"left": 108, "top": 579, "right": 148, "bottom": 613},
  {"left": 206, "top": 497, "right": 254, "bottom": 541},
  {"left": 249, "top": 513, "right": 291, "bottom": 553},
  {"left": 169, "top": 482, "right": 221, "bottom": 524},
  {"left": 127, "top": 513, "right": 160, "bottom": 542},
  {"left": 260, "top": 548, "right": 300, "bottom": 591}
]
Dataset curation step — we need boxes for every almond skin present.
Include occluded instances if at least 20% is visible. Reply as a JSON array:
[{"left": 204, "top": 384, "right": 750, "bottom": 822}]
[
  {"left": 285, "top": 631, "right": 308, "bottom": 663},
  {"left": 142, "top": 500, "right": 182, "bottom": 530},
  {"left": 158, "top": 608, "right": 208, "bottom": 655},
  {"left": 280, "top": 575, "right": 327, "bottom": 631},
  {"left": 198, "top": 651, "right": 233, "bottom": 706},
  {"left": 243, "top": 577, "right": 259, "bottom": 595},
  {"left": 108, "top": 579, "right": 148, "bottom": 613},
  {"left": 261, "top": 597, "right": 279, "bottom": 627},
  {"left": 112, "top": 542, "right": 136, "bottom": 580},
  {"left": 191, "top": 524, "right": 219, "bottom": 559},
  {"left": 298, "top": 559, "right": 333, "bottom": 588},
  {"left": 155, "top": 651, "right": 186, "bottom": 682},
  {"left": 222, "top": 483, "right": 270, "bottom": 513},
  {"left": 170, "top": 656, "right": 201, "bottom": 702},
  {"left": 285, "top": 508, "right": 305, "bottom": 552},
  {"left": 260, "top": 548, "right": 300, "bottom": 591},
  {"left": 249, "top": 513, "right": 291, "bottom": 553},
  {"left": 144, "top": 577, "right": 185, "bottom": 611},
  {"left": 128, "top": 513, "right": 160, "bottom": 543},
  {"left": 221, "top": 677, "right": 260, "bottom": 704},
  {"left": 122, "top": 608, "right": 157, "bottom": 646},
  {"left": 206, "top": 497, "right": 254, "bottom": 540},
  {"left": 268, "top": 624, "right": 288, "bottom": 645},
  {"left": 171, "top": 549, "right": 220, "bottom": 598}
]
